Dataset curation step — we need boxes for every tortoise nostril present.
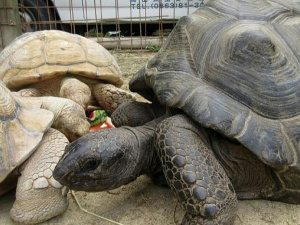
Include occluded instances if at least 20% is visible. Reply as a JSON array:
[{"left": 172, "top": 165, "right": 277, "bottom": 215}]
[{"left": 70, "top": 175, "right": 77, "bottom": 183}]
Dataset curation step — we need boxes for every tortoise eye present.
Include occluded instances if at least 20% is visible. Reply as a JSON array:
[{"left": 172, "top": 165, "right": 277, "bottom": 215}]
[{"left": 81, "top": 158, "right": 100, "bottom": 172}]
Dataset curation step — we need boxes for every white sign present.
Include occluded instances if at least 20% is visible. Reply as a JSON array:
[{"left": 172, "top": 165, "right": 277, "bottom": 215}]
[{"left": 54, "top": 0, "right": 208, "bottom": 24}]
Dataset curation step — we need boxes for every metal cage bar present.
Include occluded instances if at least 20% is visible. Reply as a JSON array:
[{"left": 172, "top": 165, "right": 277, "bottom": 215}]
[{"left": 13, "top": 0, "right": 206, "bottom": 50}]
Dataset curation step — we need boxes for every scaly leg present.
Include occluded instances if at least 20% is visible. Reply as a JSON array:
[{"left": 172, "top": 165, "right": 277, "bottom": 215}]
[
  {"left": 93, "top": 83, "right": 136, "bottom": 113},
  {"left": 10, "top": 129, "right": 69, "bottom": 224},
  {"left": 155, "top": 115, "right": 237, "bottom": 225},
  {"left": 111, "top": 100, "right": 166, "bottom": 127},
  {"left": 60, "top": 77, "right": 91, "bottom": 109}
]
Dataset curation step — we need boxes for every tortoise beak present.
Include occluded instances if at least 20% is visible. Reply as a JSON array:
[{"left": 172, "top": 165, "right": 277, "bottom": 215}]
[
  {"left": 53, "top": 166, "right": 64, "bottom": 181},
  {"left": 53, "top": 165, "right": 68, "bottom": 184}
]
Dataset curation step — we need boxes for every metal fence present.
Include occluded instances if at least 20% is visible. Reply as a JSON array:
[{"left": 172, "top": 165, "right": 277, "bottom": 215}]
[{"left": 16, "top": 0, "right": 207, "bottom": 50}]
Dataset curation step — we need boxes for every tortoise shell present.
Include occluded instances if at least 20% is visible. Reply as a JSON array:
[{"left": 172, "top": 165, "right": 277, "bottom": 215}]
[
  {"left": 0, "top": 81, "right": 53, "bottom": 183},
  {"left": 0, "top": 30, "right": 122, "bottom": 90},
  {"left": 130, "top": 0, "right": 300, "bottom": 170}
]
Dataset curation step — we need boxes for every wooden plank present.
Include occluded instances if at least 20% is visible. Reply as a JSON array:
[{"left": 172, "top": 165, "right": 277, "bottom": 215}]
[
  {"left": 0, "top": 0, "right": 22, "bottom": 51},
  {"left": 89, "top": 37, "right": 166, "bottom": 50}
]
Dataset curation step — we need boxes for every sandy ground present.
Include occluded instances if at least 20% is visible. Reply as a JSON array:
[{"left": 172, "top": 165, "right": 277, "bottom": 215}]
[{"left": 1, "top": 52, "right": 300, "bottom": 225}]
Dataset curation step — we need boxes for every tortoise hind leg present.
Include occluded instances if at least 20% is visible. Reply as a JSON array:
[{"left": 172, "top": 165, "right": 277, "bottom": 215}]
[
  {"left": 155, "top": 115, "right": 237, "bottom": 224},
  {"left": 10, "top": 129, "right": 69, "bottom": 224}
]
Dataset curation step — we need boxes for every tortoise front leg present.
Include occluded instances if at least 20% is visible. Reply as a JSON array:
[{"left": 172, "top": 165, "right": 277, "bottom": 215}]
[
  {"left": 60, "top": 77, "right": 91, "bottom": 109},
  {"left": 10, "top": 129, "right": 69, "bottom": 224},
  {"left": 155, "top": 115, "right": 237, "bottom": 224},
  {"left": 39, "top": 96, "right": 90, "bottom": 141},
  {"left": 111, "top": 100, "right": 166, "bottom": 127},
  {"left": 93, "top": 83, "right": 136, "bottom": 113}
]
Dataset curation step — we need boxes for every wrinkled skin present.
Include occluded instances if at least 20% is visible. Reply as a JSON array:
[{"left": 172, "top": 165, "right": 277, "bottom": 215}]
[
  {"left": 13, "top": 93, "right": 90, "bottom": 141},
  {"left": 0, "top": 81, "right": 90, "bottom": 224},
  {"left": 55, "top": 99, "right": 299, "bottom": 225},
  {"left": 54, "top": 121, "right": 160, "bottom": 192},
  {"left": 54, "top": 0, "right": 300, "bottom": 223},
  {"left": 54, "top": 102, "right": 239, "bottom": 224}
]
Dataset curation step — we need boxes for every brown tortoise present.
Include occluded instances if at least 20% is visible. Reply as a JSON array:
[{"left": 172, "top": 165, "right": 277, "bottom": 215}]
[
  {"left": 54, "top": 0, "right": 300, "bottom": 224},
  {"left": 0, "top": 30, "right": 135, "bottom": 112}
]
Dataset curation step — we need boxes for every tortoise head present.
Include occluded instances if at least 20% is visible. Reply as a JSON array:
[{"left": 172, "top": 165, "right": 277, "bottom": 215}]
[{"left": 53, "top": 128, "right": 142, "bottom": 191}]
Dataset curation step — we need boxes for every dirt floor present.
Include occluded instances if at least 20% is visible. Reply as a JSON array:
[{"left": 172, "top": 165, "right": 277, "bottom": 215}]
[{"left": 1, "top": 52, "right": 300, "bottom": 225}]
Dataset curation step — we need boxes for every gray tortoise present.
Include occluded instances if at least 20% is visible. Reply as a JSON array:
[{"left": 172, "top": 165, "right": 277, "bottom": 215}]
[
  {"left": 0, "top": 80, "right": 90, "bottom": 224},
  {"left": 0, "top": 30, "right": 135, "bottom": 112},
  {"left": 53, "top": 0, "right": 300, "bottom": 224}
]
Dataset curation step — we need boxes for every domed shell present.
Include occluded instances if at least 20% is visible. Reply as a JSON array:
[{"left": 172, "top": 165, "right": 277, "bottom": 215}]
[
  {"left": 0, "top": 81, "right": 53, "bottom": 183},
  {"left": 0, "top": 30, "right": 123, "bottom": 90},
  {"left": 130, "top": 0, "right": 300, "bottom": 169}
]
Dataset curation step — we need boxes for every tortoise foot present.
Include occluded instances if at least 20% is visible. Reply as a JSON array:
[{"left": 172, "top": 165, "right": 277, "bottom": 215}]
[
  {"left": 10, "top": 188, "right": 68, "bottom": 224},
  {"left": 10, "top": 129, "right": 69, "bottom": 224},
  {"left": 155, "top": 115, "right": 238, "bottom": 225}
]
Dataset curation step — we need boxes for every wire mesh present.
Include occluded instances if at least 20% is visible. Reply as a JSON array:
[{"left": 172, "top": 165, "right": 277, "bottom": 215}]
[{"left": 17, "top": 0, "right": 207, "bottom": 50}]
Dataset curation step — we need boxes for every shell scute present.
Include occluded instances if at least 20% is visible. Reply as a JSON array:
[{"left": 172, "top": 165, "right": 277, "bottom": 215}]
[
  {"left": 0, "top": 30, "right": 123, "bottom": 89},
  {"left": 79, "top": 37, "right": 114, "bottom": 67},
  {"left": 6, "top": 69, "right": 39, "bottom": 89},
  {"left": 198, "top": 21, "right": 300, "bottom": 120},
  {"left": 45, "top": 39, "right": 86, "bottom": 65},
  {"left": 10, "top": 39, "right": 45, "bottom": 69},
  {"left": 68, "top": 63, "right": 98, "bottom": 78},
  {"left": 35, "top": 64, "right": 68, "bottom": 80},
  {"left": 130, "top": 1, "right": 300, "bottom": 167},
  {"left": 0, "top": 82, "right": 53, "bottom": 183}
]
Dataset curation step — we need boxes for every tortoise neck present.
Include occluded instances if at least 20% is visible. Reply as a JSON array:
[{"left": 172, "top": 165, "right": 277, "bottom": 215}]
[{"left": 124, "top": 117, "right": 165, "bottom": 176}]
